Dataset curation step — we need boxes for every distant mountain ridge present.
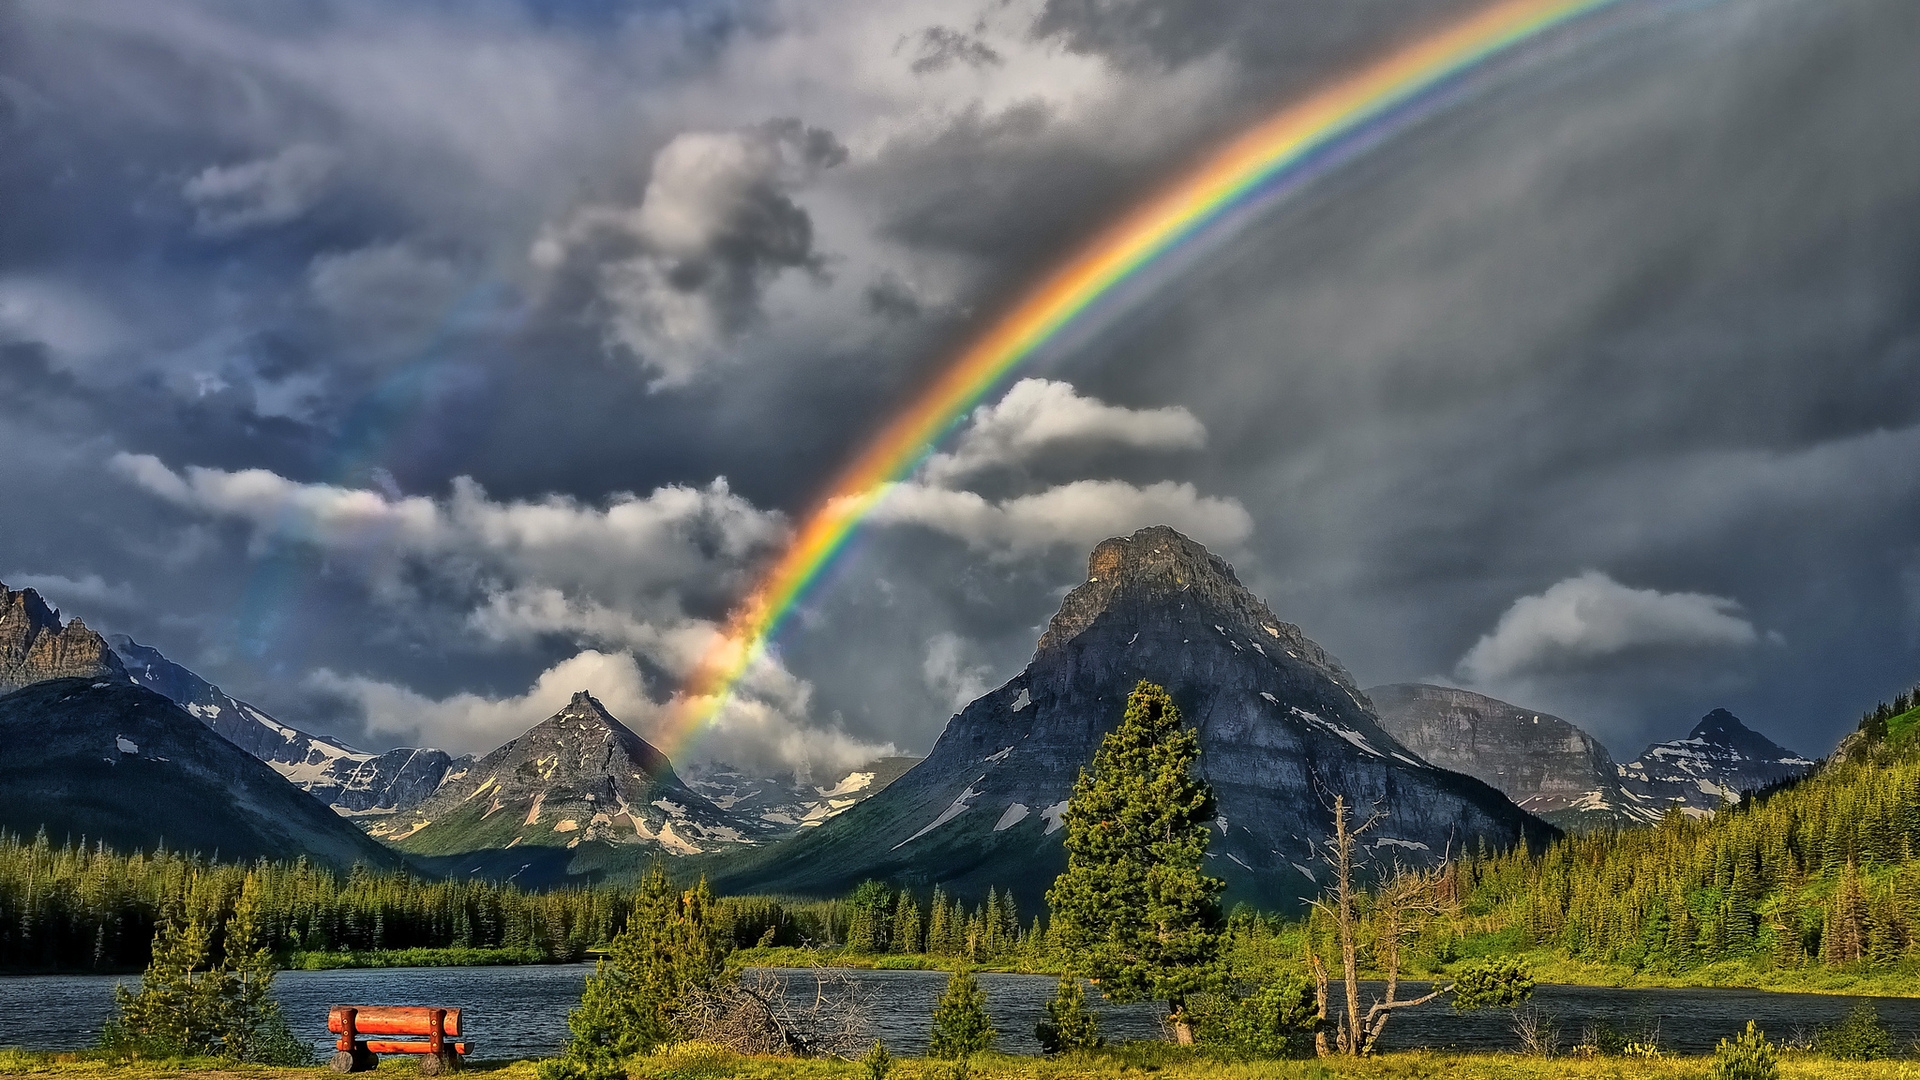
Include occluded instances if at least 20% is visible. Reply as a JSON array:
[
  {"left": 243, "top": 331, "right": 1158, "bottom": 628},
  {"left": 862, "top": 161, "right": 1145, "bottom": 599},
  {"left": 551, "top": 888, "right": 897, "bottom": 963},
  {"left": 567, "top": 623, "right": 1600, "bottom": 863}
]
[
  {"left": 109, "top": 635, "right": 470, "bottom": 814},
  {"left": 683, "top": 757, "right": 922, "bottom": 833},
  {"left": 708, "top": 526, "right": 1556, "bottom": 909},
  {"left": 1369, "top": 683, "right": 1655, "bottom": 830},
  {"left": 1, "top": 582, "right": 124, "bottom": 694},
  {"left": 0, "top": 678, "right": 398, "bottom": 869},
  {"left": 1617, "top": 708, "right": 1817, "bottom": 816}
]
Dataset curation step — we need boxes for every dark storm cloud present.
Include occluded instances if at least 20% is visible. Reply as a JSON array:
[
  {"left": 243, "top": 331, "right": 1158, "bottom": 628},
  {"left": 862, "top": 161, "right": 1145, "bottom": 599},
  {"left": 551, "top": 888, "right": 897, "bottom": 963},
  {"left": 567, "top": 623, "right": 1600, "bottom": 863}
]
[
  {"left": 909, "top": 27, "right": 1003, "bottom": 74},
  {"left": 1, "top": 0, "right": 1915, "bottom": 775}
]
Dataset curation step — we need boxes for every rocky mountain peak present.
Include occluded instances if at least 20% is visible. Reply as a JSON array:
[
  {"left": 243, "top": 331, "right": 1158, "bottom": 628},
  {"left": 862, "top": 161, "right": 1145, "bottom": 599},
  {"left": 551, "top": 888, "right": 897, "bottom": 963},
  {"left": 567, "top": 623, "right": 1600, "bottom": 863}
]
[
  {"left": 1686, "top": 708, "right": 1792, "bottom": 758},
  {"left": 1618, "top": 707, "right": 1814, "bottom": 815},
  {"left": 1037, "top": 526, "right": 1360, "bottom": 696},
  {"left": 0, "top": 582, "right": 125, "bottom": 693},
  {"left": 373, "top": 690, "right": 757, "bottom": 860}
]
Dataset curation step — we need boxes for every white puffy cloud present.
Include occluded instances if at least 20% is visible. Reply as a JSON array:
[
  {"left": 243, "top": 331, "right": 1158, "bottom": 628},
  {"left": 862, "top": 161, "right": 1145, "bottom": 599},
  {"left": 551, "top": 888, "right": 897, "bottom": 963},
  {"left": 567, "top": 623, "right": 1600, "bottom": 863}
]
[
  {"left": 531, "top": 120, "right": 847, "bottom": 386},
  {"left": 182, "top": 144, "right": 338, "bottom": 234},
  {"left": 1459, "top": 571, "right": 1761, "bottom": 683},
  {"left": 309, "top": 648, "right": 658, "bottom": 754},
  {"left": 311, "top": 646, "right": 891, "bottom": 777},
  {"left": 921, "top": 377, "right": 1205, "bottom": 485},
  {"left": 870, "top": 477, "right": 1250, "bottom": 556},
  {"left": 110, "top": 453, "right": 782, "bottom": 607}
]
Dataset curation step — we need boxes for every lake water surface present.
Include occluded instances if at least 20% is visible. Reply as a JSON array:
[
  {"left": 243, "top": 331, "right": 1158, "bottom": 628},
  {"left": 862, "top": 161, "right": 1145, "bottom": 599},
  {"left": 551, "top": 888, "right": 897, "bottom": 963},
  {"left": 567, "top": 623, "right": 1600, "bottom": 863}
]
[{"left": 3, "top": 965, "right": 1918, "bottom": 1059}]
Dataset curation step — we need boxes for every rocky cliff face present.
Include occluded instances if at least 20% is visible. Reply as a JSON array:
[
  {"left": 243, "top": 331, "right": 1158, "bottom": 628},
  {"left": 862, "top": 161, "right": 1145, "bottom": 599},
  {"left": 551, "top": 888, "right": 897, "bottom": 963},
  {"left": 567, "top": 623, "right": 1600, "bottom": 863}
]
[
  {"left": 109, "top": 636, "right": 468, "bottom": 814},
  {"left": 1617, "top": 708, "right": 1817, "bottom": 816},
  {"left": 374, "top": 692, "right": 762, "bottom": 860},
  {"left": 711, "top": 526, "right": 1555, "bottom": 909},
  {"left": 0, "top": 678, "right": 399, "bottom": 869},
  {"left": 1369, "top": 684, "right": 1653, "bottom": 830},
  {"left": 0, "top": 583, "right": 125, "bottom": 693}
]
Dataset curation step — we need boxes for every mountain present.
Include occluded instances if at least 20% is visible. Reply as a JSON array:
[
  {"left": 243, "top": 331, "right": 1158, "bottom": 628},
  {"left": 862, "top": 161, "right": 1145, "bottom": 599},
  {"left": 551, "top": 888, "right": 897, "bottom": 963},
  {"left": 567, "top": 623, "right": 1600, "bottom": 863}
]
[
  {"left": 1616, "top": 708, "right": 1817, "bottom": 816},
  {"left": 108, "top": 636, "right": 468, "bottom": 814},
  {"left": 705, "top": 526, "right": 1556, "bottom": 910},
  {"left": 0, "top": 678, "right": 399, "bottom": 868},
  {"left": 682, "top": 757, "right": 922, "bottom": 834},
  {"left": 1369, "top": 684, "right": 1655, "bottom": 830},
  {"left": 373, "top": 692, "right": 763, "bottom": 878},
  {"left": 1, "top": 583, "right": 125, "bottom": 694}
]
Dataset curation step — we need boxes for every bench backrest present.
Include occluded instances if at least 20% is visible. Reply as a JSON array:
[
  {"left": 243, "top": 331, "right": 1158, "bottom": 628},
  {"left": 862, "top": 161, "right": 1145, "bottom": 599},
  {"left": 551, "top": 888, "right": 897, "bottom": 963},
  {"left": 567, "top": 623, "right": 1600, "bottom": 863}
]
[{"left": 328, "top": 1006, "right": 463, "bottom": 1037}]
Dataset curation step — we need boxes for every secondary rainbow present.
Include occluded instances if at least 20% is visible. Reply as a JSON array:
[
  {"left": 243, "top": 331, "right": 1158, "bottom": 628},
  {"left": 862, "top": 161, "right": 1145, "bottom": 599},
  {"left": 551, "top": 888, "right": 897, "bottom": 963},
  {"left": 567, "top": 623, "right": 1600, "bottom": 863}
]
[{"left": 660, "top": 0, "right": 1626, "bottom": 755}]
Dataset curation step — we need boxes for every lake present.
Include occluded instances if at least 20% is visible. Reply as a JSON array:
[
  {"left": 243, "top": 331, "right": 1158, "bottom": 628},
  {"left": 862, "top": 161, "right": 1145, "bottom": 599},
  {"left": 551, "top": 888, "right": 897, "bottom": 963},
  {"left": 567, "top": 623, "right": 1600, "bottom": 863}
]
[{"left": 3, "top": 966, "right": 1918, "bottom": 1060}]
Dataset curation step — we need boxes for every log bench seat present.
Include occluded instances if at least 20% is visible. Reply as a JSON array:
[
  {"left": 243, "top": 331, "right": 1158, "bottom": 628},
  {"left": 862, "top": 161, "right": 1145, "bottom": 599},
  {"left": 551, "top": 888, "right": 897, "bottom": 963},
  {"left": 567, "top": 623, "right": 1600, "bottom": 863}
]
[{"left": 328, "top": 1005, "right": 468, "bottom": 1074}]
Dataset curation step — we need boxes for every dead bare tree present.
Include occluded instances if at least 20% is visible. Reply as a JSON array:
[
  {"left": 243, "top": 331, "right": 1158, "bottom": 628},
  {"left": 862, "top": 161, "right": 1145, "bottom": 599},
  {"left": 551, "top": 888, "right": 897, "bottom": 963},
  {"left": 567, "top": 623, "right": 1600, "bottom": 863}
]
[
  {"left": 679, "top": 967, "right": 871, "bottom": 1058},
  {"left": 1307, "top": 795, "right": 1462, "bottom": 1057}
]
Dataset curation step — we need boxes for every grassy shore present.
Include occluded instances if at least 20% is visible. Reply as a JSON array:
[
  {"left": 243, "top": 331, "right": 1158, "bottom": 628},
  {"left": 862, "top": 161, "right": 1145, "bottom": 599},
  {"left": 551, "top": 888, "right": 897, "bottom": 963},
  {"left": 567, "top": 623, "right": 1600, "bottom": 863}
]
[
  {"left": 6, "top": 1045, "right": 1919, "bottom": 1080},
  {"left": 282, "top": 947, "right": 551, "bottom": 971}
]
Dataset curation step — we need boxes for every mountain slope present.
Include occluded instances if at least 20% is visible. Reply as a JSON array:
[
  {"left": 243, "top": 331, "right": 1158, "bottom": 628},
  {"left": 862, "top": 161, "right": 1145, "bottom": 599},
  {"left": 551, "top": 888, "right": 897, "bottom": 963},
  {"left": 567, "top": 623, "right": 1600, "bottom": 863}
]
[
  {"left": 375, "top": 692, "right": 763, "bottom": 871},
  {"left": 1, "top": 583, "right": 124, "bottom": 694},
  {"left": 1617, "top": 708, "right": 1817, "bottom": 816},
  {"left": 0, "top": 678, "right": 399, "bottom": 868},
  {"left": 109, "top": 636, "right": 468, "bottom": 814},
  {"left": 708, "top": 527, "right": 1555, "bottom": 909},
  {"left": 1369, "top": 683, "right": 1652, "bottom": 830}
]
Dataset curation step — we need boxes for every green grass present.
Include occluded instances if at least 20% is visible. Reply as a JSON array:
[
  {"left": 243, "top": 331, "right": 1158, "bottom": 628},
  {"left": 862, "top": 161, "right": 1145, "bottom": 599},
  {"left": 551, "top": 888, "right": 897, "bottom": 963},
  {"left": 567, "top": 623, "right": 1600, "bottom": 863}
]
[
  {"left": 1443, "top": 946, "right": 1920, "bottom": 999},
  {"left": 8, "top": 1045, "right": 1920, "bottom": 1080},
  {"left": 283, "top": 946, "right": 549, "bottom": 970},
  {"left": 725, "top": 945, "right": 1062, "bottom": 974}
]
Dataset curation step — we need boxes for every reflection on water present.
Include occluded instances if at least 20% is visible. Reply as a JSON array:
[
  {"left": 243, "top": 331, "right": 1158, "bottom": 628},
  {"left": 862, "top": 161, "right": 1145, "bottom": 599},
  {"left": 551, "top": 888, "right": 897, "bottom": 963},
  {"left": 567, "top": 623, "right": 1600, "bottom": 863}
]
[{"left": 3, "top": 965, "right": 1919, "bottom": 1059}]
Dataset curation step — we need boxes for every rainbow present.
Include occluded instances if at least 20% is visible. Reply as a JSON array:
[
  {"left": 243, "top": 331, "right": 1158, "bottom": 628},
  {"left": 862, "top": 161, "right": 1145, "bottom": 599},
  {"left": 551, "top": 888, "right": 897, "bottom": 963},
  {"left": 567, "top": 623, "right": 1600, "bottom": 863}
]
[{"left": 660, "top": 0, "right": 1627, "bottom": 755}]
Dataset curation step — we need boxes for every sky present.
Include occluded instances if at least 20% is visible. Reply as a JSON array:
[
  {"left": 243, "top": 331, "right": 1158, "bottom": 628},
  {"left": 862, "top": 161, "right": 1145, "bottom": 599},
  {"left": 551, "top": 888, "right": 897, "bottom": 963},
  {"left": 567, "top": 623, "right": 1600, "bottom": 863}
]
[{"left": 2, "top": 0, "right": 1917, "bottom": 777}]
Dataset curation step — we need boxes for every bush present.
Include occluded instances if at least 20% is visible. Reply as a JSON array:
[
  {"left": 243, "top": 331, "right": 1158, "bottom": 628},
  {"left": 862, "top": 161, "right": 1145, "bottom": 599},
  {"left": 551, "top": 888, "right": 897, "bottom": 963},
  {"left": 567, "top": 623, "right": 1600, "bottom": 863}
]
[
  {"left": 1192, "top": 972, "right": 1317, "bottom": 1058},
  {"left": 1813, "top": 1000, "right": 1894, "bottom": 1060},
  {"left": 1451, "top": 957, "right": 1536, "bottom": 1012},
  {"left": 1714, "top": 1020, "right": 1778, "bottom": 1080},
  {"left": 861, "top": 1038, "right": 892, "bottom": 1080},
  {"left": 927, "top": 969, "right": 995, "bottom": 1058},
  {"left": 99, "top": 880, "right": 309, "bottom": 1065},
  {"left": 1034, "top": 975, "right": 1102, "bottom": 1054}
]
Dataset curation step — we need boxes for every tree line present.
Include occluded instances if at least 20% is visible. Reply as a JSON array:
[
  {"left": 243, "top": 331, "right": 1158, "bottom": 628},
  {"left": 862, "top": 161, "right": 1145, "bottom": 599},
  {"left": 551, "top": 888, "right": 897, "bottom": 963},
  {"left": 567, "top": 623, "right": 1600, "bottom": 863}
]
[{"left": 1441, "top": 689, "right": 1920, "bottom": 974}]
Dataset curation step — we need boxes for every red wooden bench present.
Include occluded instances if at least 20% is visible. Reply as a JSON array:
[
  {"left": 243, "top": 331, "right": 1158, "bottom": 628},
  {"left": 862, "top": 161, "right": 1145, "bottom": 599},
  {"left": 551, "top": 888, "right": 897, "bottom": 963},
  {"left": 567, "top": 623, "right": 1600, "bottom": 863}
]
[{"left": 328, "top": 1005, "right": 469, "bottom": 1074}]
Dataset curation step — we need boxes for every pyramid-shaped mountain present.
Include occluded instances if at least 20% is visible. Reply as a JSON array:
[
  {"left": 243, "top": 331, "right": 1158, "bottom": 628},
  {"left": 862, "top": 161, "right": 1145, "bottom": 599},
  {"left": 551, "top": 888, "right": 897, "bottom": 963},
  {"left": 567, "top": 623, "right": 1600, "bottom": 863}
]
[
  {"left": 373, "top": 692, "right": 762, "bottom": 867},
  {"left": 709, "top": 526, "right": 1555, "bottom": 909},
  {"left": 1617, "top": 708, "right": 1816, "bottom": 816}
]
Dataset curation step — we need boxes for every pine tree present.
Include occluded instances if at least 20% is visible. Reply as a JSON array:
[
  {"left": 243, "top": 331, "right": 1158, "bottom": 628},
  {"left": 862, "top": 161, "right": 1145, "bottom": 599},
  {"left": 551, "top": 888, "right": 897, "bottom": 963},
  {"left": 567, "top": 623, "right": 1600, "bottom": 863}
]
[
  {"left": 890, "top": 893, "right": 921, "bottom": 954},
  {"left": 1034, "top": 975, "right": 1101, "bottom": 1054},
  {"left": 927, "top": 889, "right": 951, "bottom": 957},
  {"left": 927, "top": 969, "right": 994, "bottom": 1058},
  {"left": 1045, "top": 681, "right": 1224, "bottom": 1043},
  {"left": 551, "top": 867, "right": 728, "bottom": 1078}
]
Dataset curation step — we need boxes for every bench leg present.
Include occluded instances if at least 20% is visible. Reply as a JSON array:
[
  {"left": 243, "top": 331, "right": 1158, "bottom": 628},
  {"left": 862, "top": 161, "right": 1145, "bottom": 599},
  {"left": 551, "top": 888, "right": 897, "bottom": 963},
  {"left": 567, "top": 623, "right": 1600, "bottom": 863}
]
[
  {"left": 420, "top": 1050, "right": 461, "bottom": 1076},
  {"left": 327, "top": 1043, "right": 379, "bottom": 1073}
]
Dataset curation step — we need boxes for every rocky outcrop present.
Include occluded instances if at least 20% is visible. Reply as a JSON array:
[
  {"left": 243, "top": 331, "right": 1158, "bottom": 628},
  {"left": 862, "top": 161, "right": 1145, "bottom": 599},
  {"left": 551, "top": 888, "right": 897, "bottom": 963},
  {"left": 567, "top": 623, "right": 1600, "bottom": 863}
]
[
  {"left": 374, "top": 692, "right": 763, "bottom": 859},
  {"left": 1617, "top": 709, "right": 1817, "bottom": 817},
  {"left": 711, "top": 526, "right": 1555, "bottom": 909},
  {"left": 0, "top": 583, "right": 125, "bottom": 693},
  {"left": 109, "top": 636, "right": 468, "bottom": 814},
  {"left": 0, "top": 678, "right": 399, "bottom": 869},
  {"left": 1369, "top": 684, "right": 1651, "bottom": 830}
]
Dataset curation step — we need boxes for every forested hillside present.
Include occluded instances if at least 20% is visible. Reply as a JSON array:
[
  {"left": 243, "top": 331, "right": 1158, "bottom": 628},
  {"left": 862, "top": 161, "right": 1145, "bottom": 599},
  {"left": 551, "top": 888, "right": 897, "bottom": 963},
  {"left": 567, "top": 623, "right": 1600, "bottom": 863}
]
[{"left": 1445, "top": 689, "right": 1920, "bottom": 976}]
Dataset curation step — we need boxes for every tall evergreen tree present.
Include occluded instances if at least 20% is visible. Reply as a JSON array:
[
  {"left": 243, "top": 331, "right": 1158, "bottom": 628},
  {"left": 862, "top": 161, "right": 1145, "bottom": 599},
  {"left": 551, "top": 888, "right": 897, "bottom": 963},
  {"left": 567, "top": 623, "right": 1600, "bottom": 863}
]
[{"left": 1046, "top": 681, "right": 1224, "bottom": 1043}]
